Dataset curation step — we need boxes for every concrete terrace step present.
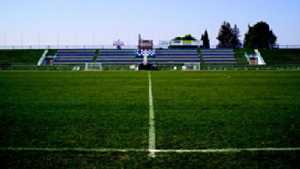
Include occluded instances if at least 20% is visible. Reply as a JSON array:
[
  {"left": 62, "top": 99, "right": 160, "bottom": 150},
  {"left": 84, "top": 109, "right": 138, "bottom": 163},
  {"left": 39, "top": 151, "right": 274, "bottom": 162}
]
[
  {"left": 202, "top": 49, "right": 233, "bottom": 51},
  {"left": 56, "top": 56, "right": 94, "bottom": 58},
  {"left": 203, "top": 58, "right": 236, "bottom": 61},
  {"left": 96, "top": 59, "right": 142, "bottom": 61},
  {"left": 53, "top": 60, "right": 93, "bottom": 64},
  {"left": 200, "top": 49, "right": 237, "bottom": 64},
  {"left": 202, "top": 56, "right": 235, "bottom": 59},
  {"left": 204, "top": 60, "right": 237, "bottom": 64},
  {"left": 100, "top": 56, "right": 136, "bottom": 58},
  {"left": 201, "top": 52, "right": 234, "bottom": 55},
  {"left": 57, "top": 49, "right": 97, "bottom": 53},
  {"left": 155, "top": 52, "right": 198, "bottom": 55},
  {"left": 100, "top": 55, "right": 136, "bottom": 57},
  {"left": 149, "top": 59, "right": 200, "bottom": 62},
  {"left": 155, "top": 56, "right": 199, "bottom": 58},
  {"left": 155, "top": 53, "right": 199, "bottom": 57}
]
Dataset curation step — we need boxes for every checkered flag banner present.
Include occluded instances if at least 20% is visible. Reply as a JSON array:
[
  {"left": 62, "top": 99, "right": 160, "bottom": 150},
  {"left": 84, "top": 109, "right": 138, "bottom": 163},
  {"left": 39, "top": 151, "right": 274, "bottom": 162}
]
[{"left": 136, "top": 49, "right": 156, "bottom": 57}]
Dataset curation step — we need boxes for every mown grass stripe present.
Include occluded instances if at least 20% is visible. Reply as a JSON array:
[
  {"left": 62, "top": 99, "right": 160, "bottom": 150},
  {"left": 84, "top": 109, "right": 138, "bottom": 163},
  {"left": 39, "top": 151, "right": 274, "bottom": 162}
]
[
  {"left": 148, "top": 71, "right": 156, "bottom": 158},
  {"left": 1, "top": 147, "right": 300, "bottom": 153},
  {"left": 0, "top": 147, "right": 146, "bottom": 152},
  {"left": 153, "top": 148, "right": 300, "bottom": 153}
]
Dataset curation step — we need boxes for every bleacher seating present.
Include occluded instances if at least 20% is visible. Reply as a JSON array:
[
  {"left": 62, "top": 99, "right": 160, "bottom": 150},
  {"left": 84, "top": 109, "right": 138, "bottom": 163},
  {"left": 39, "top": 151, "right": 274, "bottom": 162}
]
[
  {"left": 201, "top": 49, "right": 236, "bottom": 64},
  {"left": 149, "top": 49, "right": 200, "bottom": 64},
  {"left": 53, "top": 49, "right": 96, "bottom": 65},
  {"left": 96, "top": 49, "right": 142, "bottom": 64},
  {"left": 53, "top": 48, "right": 201, "bottom": 65}
]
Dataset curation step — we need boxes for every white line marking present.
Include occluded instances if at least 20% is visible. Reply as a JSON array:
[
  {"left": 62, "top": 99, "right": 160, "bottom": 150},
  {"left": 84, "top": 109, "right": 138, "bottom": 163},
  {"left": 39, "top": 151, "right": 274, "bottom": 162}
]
[
  {"left": 0, "top": 147, "right": 146, "bottom": 152},
  {"left": 1, "top": 147, "right": 300, "bottom": 153},
  {"left": 152, "top": 147, "right": 300, "bottom": 153},
  {"left": 148, "top": 71, "right": 156, "bottom": 158}
]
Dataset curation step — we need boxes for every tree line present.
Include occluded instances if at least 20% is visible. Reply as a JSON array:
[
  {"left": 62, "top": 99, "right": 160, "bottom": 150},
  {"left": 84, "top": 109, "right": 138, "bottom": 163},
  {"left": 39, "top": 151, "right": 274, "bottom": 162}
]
[{"left": 200, "top": 21, "right": 277, "bottom": 49}]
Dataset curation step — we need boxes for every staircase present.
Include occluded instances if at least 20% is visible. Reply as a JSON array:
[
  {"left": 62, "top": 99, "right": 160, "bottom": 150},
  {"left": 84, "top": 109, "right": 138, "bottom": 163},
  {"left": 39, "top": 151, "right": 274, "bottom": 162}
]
[{"left": 201, "top": 49, "right": 236, "bottom": 64}]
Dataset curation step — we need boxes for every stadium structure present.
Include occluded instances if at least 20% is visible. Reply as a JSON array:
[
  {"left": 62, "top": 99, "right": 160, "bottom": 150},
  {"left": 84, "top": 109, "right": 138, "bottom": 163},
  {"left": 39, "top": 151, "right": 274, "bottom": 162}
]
[{"left": 40, "top": 34, "right": 239, "bottom": 70}]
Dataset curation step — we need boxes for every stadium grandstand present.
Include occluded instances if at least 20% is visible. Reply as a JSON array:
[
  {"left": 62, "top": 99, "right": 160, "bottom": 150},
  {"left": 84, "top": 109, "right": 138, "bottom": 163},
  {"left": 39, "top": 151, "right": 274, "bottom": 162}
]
[
  {"left": 200, "top": 49, "right": 237, "bottom": 64},
  {"left": 96, "top": 49, "right": 142, "bottom": 65},
  {"left": 1, "top": 33, "right": 300, "bottom": 70},
  {"left": 150, "top": 49, "right": 200, "bottom": 64},
  {"left": 53, "top": 49, "right": 97, "bottom": 65}
]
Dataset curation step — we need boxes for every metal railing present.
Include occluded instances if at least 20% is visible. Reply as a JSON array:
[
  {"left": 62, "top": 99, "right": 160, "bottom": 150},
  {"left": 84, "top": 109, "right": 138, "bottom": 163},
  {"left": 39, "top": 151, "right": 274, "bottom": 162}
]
[
  {"left": 0, "top": 45, "right": 138, "bottom": 50},
  {"left": 1, "top": 44, "right": 300, "bottom": 50},
  {"left": 273, "top": 45, "right": 300, "bottom": 49}
]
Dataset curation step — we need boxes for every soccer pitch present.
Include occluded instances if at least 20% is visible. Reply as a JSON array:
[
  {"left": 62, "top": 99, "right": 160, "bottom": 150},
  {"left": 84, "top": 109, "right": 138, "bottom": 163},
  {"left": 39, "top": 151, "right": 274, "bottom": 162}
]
[{"left": 0, "top": 71, "right": 300, "bottom": 168}]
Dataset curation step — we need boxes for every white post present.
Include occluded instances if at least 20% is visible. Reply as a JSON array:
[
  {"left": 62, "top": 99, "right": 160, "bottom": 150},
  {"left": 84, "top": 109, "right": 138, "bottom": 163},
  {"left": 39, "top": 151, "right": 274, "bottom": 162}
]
[
  {"left": 143, "top": 50, "right": 149, "bottom": 65},
  {"left": 85, "top": 63, "right": 88, "bottom": 71}
]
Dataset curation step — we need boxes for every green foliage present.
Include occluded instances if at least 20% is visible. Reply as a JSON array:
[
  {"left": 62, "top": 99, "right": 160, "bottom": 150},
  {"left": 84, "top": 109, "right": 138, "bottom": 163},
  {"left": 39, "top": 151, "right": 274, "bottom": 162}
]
[
  {"left": 217, "top": 22, "right": 241, "bottom": 49},
  {"left": 234, "top": 48, "right": 251, "bottom": 64},
  {"left": 201, "top": 30, "right": 210, "bottom": 49},
  {"left": 93, "top": 49, "right": 100, "bottom": 61},
  {"left": 174, "top": 34, "right": 197, "bottom": 41},
  {"left": 232, "top": 25, "right": 242, "bottom": 48},
  {"left": 0, "top": 50, "right": 44, "bottom": 64},
  {"left": 260, "top": 49, "right": 300, "bottom": 64},
  {"left": 244, "top": 21, "right": 277, "bottom": 49}
]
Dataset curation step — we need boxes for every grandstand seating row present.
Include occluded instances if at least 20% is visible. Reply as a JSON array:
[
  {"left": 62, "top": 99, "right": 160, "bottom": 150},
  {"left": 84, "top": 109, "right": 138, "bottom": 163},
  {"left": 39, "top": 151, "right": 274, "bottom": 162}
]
[
  {"left": 53, "top": 49, "right": 237, "bottom": 65},
  {"left": 53, "top": 49, "right": 201, "bottom": 65},
  {"left": 201, "top": 49, "right": 237, "bottom": 64},
  {"left": 96, "top": 49, "right": 200, "bottom": 65},
  {"left": 96, "top": 49, "right": 140, "bottom": 64},
  {"left": 53, "top": 49, "right": 96, "bottom": 64}
]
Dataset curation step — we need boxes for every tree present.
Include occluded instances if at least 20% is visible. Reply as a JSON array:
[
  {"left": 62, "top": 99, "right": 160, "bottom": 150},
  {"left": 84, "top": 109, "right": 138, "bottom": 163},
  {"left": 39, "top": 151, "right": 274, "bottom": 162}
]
[
  {"left": 244, "top": 21, "right": 277, "bottom": 49},
  {"left": 232, "top": 24, "right": 242, "bottom": 49},
  {"left": 217, "top": 22, "right": 241, "bottom": 48},
  {"left": 217, "top": 22, "right": 233, "bottom": 48},
  {"left": 174, "top": 34, "right": 197, "bottom": 41},
  {"left": 201, "top": 30, "right": 210, "bottom": 49},
  {"left": 183, "top": 34, "right": 197, "bottom": 41}
]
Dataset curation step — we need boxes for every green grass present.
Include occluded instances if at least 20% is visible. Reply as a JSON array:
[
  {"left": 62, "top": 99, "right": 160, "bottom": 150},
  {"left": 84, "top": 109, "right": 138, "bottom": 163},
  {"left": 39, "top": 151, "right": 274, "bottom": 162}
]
[
  {"left": 1, "top": 151, "right": 299, "bottom": 169},
  {"left": 0, "top": 71, "right": 300, "bottom": 169},
  {"left": 260, "top": 49, "right": 300, "bottom": 64},
  {"left": 0, "top": 72, "right": 148, "bottom": 148},
  {"left": 153, "top": 71, "right": 300, "bottom": 149},
  {"left": 0, "top": 50, "right": 44, "bottom": 65}
]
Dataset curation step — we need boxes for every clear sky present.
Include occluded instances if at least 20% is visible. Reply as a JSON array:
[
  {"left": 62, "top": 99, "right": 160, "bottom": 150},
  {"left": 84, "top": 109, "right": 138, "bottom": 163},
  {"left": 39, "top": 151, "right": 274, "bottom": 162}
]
[{"left": 0, "top": 0, "right": 299, "bottom": 46}]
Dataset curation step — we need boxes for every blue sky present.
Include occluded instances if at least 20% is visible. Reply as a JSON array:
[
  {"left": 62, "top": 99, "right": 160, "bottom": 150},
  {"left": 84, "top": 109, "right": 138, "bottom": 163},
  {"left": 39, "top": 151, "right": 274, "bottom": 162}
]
[{"left": 0, "top": 0, "right": 299, "bottom": 46}]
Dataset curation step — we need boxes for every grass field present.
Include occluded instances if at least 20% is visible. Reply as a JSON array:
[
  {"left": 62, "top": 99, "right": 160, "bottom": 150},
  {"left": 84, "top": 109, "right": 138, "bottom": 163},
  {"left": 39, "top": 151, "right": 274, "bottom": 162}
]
[
  {"left": 0, "top": 72, "right": 148, "bottom": 148},
  {"left": 153, "top": 71, "right": 300, "bottom": 149},
  {"left": 0, "top": 71, "right": 299, "bottom": 169}
]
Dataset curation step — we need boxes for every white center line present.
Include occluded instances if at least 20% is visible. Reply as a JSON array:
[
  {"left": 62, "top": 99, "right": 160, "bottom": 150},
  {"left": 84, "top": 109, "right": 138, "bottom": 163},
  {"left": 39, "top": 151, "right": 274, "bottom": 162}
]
[
  {"left": 148, "top": 71, "right": 156, "bottom": 158},
  {"left": 1, "top": 147, "right": 300, "bottom": 153}
]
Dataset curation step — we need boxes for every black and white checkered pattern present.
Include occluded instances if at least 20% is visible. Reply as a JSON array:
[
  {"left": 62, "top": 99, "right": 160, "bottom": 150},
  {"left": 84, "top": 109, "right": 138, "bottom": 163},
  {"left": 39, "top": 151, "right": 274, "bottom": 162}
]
[{"left": 136, "top": 49, "right": 156, "bottom": 58}]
